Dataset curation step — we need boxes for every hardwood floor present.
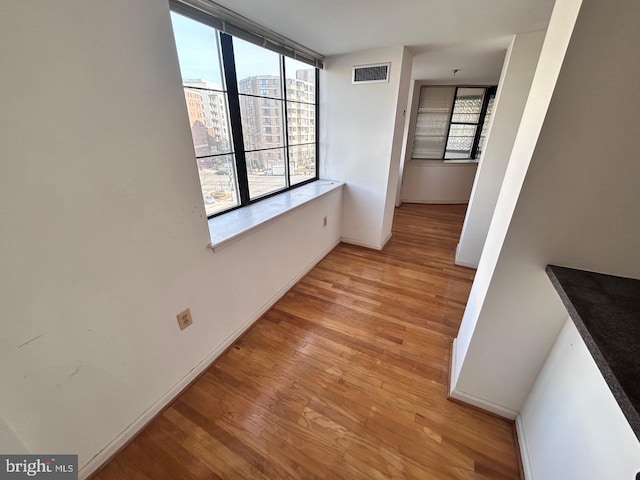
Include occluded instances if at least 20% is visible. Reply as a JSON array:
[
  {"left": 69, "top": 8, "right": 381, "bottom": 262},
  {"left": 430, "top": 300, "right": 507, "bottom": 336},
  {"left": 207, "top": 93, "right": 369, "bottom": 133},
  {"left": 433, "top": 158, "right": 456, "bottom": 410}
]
[{"left": 94, "top": 204, "right": 520, "bottom": 480}]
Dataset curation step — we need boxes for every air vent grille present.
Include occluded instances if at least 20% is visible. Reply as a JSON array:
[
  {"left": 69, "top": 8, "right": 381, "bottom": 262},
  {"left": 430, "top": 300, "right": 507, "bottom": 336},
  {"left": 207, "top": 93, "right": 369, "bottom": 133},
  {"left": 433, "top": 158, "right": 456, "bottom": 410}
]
[{"left": 352, "top": 63, "right": 390, "bottom": 84}]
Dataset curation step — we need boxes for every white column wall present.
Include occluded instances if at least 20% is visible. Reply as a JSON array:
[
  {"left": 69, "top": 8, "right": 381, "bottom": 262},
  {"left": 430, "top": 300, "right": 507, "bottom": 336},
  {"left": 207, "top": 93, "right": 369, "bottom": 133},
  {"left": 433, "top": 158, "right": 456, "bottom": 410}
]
[
  {"left": 321, "top": 47, "right": 413, "bottom": 249},
  {"left": 453, "top": 0, "right": 640, "bottom": 420},
  {"left": 381, "top": 47, "right": 414, "bottom": 238},
  {"left": 456, "top": 31, "right": 545, "bottom": 268},
  {"left": 452, "top": 0, "right": 584, "bottom": 404}
]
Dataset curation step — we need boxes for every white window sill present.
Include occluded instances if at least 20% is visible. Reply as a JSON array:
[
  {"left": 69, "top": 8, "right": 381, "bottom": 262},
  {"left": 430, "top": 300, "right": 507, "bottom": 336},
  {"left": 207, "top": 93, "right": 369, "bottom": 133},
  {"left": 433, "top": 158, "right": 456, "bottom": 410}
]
[{"left": 207, "top": 179, "right": 344, "bottom": 252}]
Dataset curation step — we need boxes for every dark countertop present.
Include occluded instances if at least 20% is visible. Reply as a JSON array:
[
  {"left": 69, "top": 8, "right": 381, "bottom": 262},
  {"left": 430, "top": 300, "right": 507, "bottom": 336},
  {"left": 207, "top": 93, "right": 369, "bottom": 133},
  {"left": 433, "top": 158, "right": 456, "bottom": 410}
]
[{"left": 547, "top": 265, "right": 640, "bottom": 441}]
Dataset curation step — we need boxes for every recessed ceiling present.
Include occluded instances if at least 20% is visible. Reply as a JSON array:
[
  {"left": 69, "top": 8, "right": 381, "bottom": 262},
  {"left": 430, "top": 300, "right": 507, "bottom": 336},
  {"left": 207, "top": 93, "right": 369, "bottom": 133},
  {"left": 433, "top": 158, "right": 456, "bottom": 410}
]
[{"left": 210, "top": 0, "right": 556, "bottom": 57}]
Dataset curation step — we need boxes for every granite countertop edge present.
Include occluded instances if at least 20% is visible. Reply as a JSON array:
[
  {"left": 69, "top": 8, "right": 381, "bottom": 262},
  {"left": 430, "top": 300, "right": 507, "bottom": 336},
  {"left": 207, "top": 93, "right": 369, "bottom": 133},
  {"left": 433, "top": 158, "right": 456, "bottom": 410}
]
[{"left": 546, "top": 265, "right": 640, "bottom": 441}]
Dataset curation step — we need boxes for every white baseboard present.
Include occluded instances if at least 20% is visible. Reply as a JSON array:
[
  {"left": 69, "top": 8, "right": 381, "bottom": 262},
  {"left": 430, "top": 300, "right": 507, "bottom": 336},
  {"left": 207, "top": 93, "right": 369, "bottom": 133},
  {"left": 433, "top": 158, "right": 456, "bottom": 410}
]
[
  {"left": 515, "top": 415, "right": 534, "bottom": 480},
  {"left": 449, "top": 338, "right": 518, "bottom": 419},
  {"left": 79, "top": 237, "right": 341, "bottom": 479},
  {"left": 449, "top": 387, "right": 519, "bottom": 420},
  {"left": 454, "top": 259, "right": 478, "bottom": 269},
  {"left": 380, "top": 232, "right": 392, "bottom": 249},
  {"left": 449, "top": 337, "right": 461, "bottom": 394},
  {"left": 342, "top": 236, "right": 387, "bottom": 251}
]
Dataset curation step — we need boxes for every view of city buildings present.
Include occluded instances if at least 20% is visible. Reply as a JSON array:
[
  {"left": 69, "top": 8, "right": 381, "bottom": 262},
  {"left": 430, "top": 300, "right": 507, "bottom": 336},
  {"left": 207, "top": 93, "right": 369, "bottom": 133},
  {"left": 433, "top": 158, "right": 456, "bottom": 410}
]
[
  {"left": 183, "top": 79, "right": 231, "bottom": 159},
  {"left": 182, "top": 69, "right": 316, "bottom": 215}
]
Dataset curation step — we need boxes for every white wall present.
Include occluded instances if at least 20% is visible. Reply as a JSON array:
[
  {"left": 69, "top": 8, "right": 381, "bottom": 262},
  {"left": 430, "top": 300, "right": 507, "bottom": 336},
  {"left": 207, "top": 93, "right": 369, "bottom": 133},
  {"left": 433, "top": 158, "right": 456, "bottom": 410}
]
[
  {"left": 0, "top": 418, "right": 27, "bottom": 454},
  {"left": 453, "top": 0, "right": 640, "bottom": 418},
  {"left": 0, "top": 1, "right": 342, "bottom": 476},
  {"left": 409, "top": 37, "right": 511, "bottom": 86},
  {"left": 519, "top": 319, "right": 640, "bottom": 479},
  {"left": 402, "top": 161, "right": 478, "bottom": 204},
  {"left": 456, "top": 31, "right": 545, "bottom": 268},
  {"left": 321, "top": 46, "right": 412, "bottom": 249}
]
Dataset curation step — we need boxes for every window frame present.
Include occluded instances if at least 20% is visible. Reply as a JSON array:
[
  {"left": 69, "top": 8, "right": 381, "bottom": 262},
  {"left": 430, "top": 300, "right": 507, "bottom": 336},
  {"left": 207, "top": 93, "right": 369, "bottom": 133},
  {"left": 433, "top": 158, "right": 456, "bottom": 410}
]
[
  {"left": 171, "top": 12, "right": 320, "bottom": 219},
  {"left": 410, "top": 84, "right": 497, "bottom": 162}
]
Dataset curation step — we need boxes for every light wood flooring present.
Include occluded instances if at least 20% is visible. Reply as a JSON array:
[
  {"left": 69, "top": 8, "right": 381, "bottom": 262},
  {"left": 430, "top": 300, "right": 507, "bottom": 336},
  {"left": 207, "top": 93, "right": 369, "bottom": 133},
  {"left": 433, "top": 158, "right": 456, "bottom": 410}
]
[{"left": 94, "top": 204, "right": 520, "bottom": 480}]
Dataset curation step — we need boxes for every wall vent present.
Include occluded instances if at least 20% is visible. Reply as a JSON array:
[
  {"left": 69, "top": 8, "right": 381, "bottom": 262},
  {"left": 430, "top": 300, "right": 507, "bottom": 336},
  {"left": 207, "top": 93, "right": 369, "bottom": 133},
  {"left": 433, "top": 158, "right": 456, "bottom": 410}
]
[{"left": 352, "top": 63, "right": 391, "bottom": 84}]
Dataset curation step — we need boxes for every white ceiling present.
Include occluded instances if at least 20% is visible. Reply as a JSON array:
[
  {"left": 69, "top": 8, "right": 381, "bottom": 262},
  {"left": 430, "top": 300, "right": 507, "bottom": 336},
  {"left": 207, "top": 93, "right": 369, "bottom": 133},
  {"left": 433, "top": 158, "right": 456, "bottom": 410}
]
[
  {"left": 211, "top": 0, "right": 556, "bottom": 57},
  {"left": 409, "top": 36, "right": 516, "bottom": 84}
]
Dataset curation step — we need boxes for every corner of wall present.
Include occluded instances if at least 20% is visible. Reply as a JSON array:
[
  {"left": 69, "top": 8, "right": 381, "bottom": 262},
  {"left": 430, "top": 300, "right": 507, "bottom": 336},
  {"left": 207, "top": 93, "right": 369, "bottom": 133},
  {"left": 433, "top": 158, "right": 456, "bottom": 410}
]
[
  {"left": 449, "top": 388, "right": 519, "bottom": 420},
  {"left": 381, "top": 46, "right": 415, "bottom": 240},
  {"left": 450, "top": 336, "right": 519, "bottom": 420},
  {"left": 455, "top": 242, "right": 479, "bottom": 269},
  {"left": 0, "top": 418, "right": 28, "bottom": 454}
]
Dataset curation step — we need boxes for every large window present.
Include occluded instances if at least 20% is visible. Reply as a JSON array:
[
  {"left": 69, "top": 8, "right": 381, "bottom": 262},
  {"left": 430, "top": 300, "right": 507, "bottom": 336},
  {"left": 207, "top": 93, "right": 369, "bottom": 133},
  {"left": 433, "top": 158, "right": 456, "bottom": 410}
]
[
  {"left": 170, "top": 12, "right": 319, "bottom": 217},
  {"left": 412, "top": 86, "right": 496, "bottom": 161}
]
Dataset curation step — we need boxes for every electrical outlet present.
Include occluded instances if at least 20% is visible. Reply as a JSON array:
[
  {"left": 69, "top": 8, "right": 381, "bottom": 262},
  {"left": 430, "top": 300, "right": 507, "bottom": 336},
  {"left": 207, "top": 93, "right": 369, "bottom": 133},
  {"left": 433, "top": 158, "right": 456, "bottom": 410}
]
[
  {"left": 323, "top": 216, "right": 328, "bottom": 227},
  {"left": 177, "top": 308, "right": 193, "bottom": 331}
]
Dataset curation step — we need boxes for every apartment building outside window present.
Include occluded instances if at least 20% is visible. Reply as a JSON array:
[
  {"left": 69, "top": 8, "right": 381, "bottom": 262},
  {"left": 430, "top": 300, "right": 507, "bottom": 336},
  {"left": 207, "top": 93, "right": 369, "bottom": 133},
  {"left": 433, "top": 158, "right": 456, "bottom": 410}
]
[{"left": 170, "top": 11, "right": 319, "bottom": 217}]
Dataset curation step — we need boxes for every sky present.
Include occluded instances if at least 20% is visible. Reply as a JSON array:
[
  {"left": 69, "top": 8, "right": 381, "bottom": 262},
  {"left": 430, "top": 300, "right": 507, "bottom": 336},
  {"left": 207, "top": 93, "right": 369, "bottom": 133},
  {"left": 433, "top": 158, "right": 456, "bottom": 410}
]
[{"left": 170, "top": 12, "right": 309, "bottom": 88}]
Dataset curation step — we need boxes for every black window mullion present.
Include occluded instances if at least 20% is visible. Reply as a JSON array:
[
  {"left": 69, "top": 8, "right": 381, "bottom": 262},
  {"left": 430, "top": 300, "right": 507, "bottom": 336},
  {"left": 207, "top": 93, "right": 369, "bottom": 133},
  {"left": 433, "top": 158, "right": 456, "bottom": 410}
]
[
  {"left": 220, "top": 33, "right": 250, "bottom": 206},
  {"left": 285, "top": 141, "right": 316, "bottom": 148},
  {"left": 314, "top": 67, "right": 320, "bottom": 179},
  {"left": 281, "top": 56, "right": 291, "bottom": 188},
  {"left": 181, "top": 84, "right": 226, "bottom": 95},
  {"left": 196, "top": 152, "right": 235, "bottom": 160},
  {"left": 443, "top": 87, "right": 458, "bottom": 159},
  {"left": 171, "top": 8, "right": 320, "bottom": 219},
  {"left": 282, "top": 98, "right": 316, "bottom": 106},
  {"left": 245, "top": 146, "right": 288, "bottom": 154},
  {"left": 237, "top": 92, "right": 286, "bottom": 102},
  {"left": 470, "top": 88, "right": 492, "bottom": 159}
]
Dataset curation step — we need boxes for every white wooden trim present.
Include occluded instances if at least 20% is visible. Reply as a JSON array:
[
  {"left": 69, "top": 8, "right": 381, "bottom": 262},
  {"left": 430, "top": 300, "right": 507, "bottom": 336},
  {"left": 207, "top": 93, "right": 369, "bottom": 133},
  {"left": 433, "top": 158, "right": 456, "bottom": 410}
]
[{"left": 516, "top": 415, "right": 535, "bottom": 479}]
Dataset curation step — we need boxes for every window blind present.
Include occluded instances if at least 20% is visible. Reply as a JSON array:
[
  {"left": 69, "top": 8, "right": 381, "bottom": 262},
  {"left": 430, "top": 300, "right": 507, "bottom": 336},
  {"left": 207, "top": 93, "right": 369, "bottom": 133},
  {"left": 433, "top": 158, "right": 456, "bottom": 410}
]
[
  {"left": 169, "top": 0, "right": 324, "bottom": 69},
  {"left": 412, "top": 86, "right": 455, "bottom": 159}
]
